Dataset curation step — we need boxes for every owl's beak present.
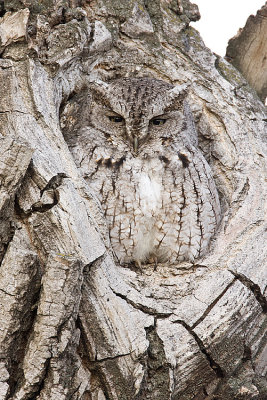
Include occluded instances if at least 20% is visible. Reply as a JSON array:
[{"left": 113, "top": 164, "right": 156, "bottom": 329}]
[{"left": 133, "top": 137, "right": 138, "bottom": 152}]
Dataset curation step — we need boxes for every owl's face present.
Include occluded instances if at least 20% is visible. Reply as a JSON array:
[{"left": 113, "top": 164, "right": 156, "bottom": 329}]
[{"left": 89, "top": 78, "right": 187, "bottom": 154}]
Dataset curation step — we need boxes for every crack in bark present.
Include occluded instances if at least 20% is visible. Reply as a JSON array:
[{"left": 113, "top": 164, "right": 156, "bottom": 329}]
[
  {"left": 173, "top": 319, "right": 225, "bottom": 379},
  {"left": 92, "top": 352, "right": 132, "bottom": 364},
  {"left": 83, "top": 252, "right": 107, "bottom": 274},
  {"left": 32, "top": 356, "right": 51, "bottom": 398},
  {"left": 0, "top": 224, "right": 16, "bottom": 267},
  {"left": 111, "top": 289, "right": 172, "bottom": 318},
  {"left": 136, "top": 322, "right": 171, "bottom": 400},
  {"left": 229, "top": 270, "right": 267, "bottom": 313},
  {"left": 0, "top": 110, "right": 29, "bottom": 114},
  {"left": 15, "top": 191, "right": 59, "bottom": 218},
  {"left": 0, "top": 287, "right": 16, "bottom": 296},
  {"left": 77, "top": 315, "right": 133, "bottom": 400},
  {"left": 31, "top": 190, "right": 59, "bottom": 213},
  {"left": 7, "top": 299, "right": 40, "bottom": 398},
  {"left": 191, "top": 278, "right": 237, "bottom": 329},
  {"left": 242, "top": 344, "right": 252, "bottom": 364},
  {"left": 14, "top": 173, "right": 69, "bottom": 218},
  {"left": 40, "top": 173, "right": 68, "bottom": 196},
  {"left": 0, "top": 2, "right": 5, "bottom": 18}
]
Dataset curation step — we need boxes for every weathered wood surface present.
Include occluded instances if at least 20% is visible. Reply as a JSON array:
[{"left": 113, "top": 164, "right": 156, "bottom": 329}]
[
  {"left": 0, "top": 1, "right": 266, "bottom": 399},
  {"left": 226, "top": 3, "right": 267, "bottom": 103}
]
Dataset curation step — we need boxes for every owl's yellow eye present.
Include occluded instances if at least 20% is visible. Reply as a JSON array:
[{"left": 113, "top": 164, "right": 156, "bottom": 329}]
[
  {"left": 152, "top": 118, "right": 166, "bottom": 126},
  {"left": 108, "top": 116, "right": 124, "bottom": 123}
]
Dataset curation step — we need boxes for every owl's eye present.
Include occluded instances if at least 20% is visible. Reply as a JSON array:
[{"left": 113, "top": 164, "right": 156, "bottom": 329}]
[
  {"left": 108, "top": 116, "right": 124, "bottom": 123},
  {"left": 151, "top": 118, "right": 166, "bottom": 126}
]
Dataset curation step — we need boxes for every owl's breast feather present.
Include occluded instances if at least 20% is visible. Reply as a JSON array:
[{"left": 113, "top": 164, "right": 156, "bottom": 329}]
[
  {"left": 131, "top": 170, "right": 163, "bottom": 263},
  {"left": 138, "top": 172, "right": 162, "bottom": 215}
]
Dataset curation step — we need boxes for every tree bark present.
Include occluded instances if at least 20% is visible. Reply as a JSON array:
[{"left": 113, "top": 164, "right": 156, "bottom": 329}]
[
  {"left": 226, "top": 3, "right": 267, "bottom": 104},
  {"left": 0, "top": 1, "right": 266, "bottom": 399}
]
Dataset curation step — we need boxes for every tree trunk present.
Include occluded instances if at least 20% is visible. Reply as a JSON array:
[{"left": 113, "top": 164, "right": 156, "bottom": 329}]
[
  {"left": 226, "top": 3, "right": 267, "bottom": 104},
  {"left": 0, "top": 1, "right": 266, "bottom": 399}
]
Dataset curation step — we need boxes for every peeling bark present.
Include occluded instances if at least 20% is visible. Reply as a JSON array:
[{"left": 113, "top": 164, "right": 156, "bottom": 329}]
[{"left": 0, "top": 1, "right": 266, "bottom": 399}]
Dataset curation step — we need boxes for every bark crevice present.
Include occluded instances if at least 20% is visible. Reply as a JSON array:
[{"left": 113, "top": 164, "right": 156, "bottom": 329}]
[
  {"left": 136, "top": 322, "right": 171, "bottom": 400},
  {"left": 0, "top": 1, "right": 266, "bottom": 399},
  {"left": 111, "top": 289, "right": 173, "bottom": 318},
  {"left": 191, "top": 278, "right": 237, "bottom": 329},
  {"left": 229, "top": 270, "right": 267, "bottom": 313},
  {"left": 174, "top": 320, "right": 225, "bottom": 379}
]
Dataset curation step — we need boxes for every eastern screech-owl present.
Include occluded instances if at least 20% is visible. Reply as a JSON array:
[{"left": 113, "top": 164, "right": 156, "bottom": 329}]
[{"left": 62, "top": 78, "right": 221, "bottom": 265}]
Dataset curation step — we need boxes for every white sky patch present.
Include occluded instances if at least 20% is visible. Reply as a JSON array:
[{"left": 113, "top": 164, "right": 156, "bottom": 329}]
[{"left": 192, "top": 0, "right": 265, "bottom": 56}]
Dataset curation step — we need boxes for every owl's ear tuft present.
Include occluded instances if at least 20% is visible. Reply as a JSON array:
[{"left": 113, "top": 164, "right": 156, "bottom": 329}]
[
  {"left": 90, "top": 79, "right": 110, "bottom": 92},
  {"left": 164, "top": 83, "right": 190, "bottom": 112},
  {"left": 168, "top": 83, "right": 189, "bottom": 101},
  {"left": 89, "top": 80, "right": 112, "bottom": 106}
]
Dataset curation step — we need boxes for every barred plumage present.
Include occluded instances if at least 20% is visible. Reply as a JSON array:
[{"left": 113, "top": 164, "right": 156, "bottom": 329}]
[{"left": 62, "top": 78, "right": 221, "bottom": 265}]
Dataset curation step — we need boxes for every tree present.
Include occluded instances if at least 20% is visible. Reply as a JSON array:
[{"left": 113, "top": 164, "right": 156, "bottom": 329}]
[
  {"left": 226, "top": 3, "right": 267, "bottom": 104},
  {"left": 0, "top": 1, "right": 266, "bottom": 399}
]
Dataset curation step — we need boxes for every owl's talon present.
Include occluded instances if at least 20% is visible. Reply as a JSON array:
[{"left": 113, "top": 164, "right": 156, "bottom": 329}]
[
  {"left": 151, "top": 256, "right": 158, "bottom": 271},
  {"left": 135, "top": 260, "right": 142, "bottom": 272},
  {"left": 148, "top": 255, "right": 158, "bottom": 270}
]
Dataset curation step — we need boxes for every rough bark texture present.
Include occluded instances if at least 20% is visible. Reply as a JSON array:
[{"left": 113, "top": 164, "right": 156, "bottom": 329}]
[
  {"left": 0, "top": 1, "right": 266, "bottom": 399},
  {"left": 226, "top": 3, "right": 267, "bottom": 103}
]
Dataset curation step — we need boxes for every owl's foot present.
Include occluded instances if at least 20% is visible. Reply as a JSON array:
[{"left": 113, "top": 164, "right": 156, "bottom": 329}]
[
  {"left": 131, "top": 257, "right": 159, "bottom": 272},
  {"left": 148, "top": 255, "right": 158, "bottom": 271},
  {"left": 130, "top": 259, "right": 143, "bottom": 273}
]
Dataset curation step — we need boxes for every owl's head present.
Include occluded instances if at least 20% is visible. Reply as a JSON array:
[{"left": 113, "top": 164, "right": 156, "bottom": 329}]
[{"left": 89, "top": 77, "right": 189, "bottom": 153}]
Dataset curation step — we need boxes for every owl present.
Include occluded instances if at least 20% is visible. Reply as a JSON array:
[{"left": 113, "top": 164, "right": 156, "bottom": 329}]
[{"left": 62, "top": 77, "right": 221, "bottom": 266}]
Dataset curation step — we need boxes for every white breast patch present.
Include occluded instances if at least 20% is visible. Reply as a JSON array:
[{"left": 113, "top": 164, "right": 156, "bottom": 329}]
[
  {"left": 132, "top": 168, "right": 163, "bottom": 262},
  {"left": 138, "top": 172, "right": 162, "bottom": 214}
]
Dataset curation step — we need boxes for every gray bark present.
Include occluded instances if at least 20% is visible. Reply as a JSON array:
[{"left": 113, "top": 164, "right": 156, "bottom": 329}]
[
  {"left": 226, "top": 3, "right": 267, "bottom": 103},
  {"left": 0, "top": 1, "right": 266, "bottom": 399}
]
